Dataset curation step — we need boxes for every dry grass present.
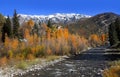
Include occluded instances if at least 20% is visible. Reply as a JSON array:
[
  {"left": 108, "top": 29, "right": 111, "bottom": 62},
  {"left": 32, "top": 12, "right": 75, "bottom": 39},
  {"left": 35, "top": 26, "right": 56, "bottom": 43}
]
[
  {"left": 103, "top": 61, "right": 120, "bottom": 77},
  {"left": 0, "top": 56, "right": 8, "bottom": 66},
  {"left": 45, "top": 55, "right": 61, "bottom": 62},
  {"left": 15, "top": 55, "right": 61, "bottom": 70},
  {"left": 15, "top": 61, "right": 28, "bottom": 70},
  {"left": 103, "top": 66, "right": 120, "bottom": 77}
]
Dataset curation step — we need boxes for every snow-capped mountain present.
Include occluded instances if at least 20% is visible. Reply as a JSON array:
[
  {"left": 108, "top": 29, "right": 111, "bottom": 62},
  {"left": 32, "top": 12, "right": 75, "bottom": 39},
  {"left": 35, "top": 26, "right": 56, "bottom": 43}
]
[{"left": 18, "top": 13, "right": 91, "bottom": 24}]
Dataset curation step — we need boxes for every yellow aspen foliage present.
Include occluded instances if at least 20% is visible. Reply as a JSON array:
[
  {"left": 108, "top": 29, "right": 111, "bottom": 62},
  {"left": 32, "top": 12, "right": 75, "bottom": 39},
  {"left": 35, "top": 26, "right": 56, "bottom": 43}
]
[
  {"left": 24, "top": 28, "right": 30, "bottom": 38},
  {"left": 63, "top": 28, "right": 69, "bottom": 40},
  {"left": 27, "top": 54, "right": 34, "bottom": 60},
  {"left": 8, "top": 50, "right": 13, "bottom": 59},
  {"left": 58, "top": 29, "right": 63, "bottom": 37},
  {"left": 89, "top": 34, "right": 101, "bottom": 46},
  {"left": 56, "top": 28, "right": 63, "bottom": 38},
  {"left": 24, "top": 29, "right": 34, "bottom": 46},
  {"left": 27, "top": 19, "right": 34, "bottom": 28},
  {"left": 1, "top": 20, "right": 91, "bottom": 61}
]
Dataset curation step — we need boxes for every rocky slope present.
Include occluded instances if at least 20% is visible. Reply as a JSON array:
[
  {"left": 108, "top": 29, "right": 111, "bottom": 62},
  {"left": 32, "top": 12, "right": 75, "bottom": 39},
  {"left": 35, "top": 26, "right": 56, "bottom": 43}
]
[{"left": 67, "top": 12, "right": 120, "bottom": 37}]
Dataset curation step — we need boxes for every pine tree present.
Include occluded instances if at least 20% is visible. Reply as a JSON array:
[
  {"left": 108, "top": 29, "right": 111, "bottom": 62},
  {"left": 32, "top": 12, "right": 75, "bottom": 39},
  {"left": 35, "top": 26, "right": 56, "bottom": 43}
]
[
  {"left": 47, "top": 19, "right": 52, "bottom": 28},
  {"left": 0, "top": 13, "right": 5, "bottom": 35},
  {"left": 1, "top": 23, "right": 6, "bottom": 42},
  {"left": 115, "top": 18, "right": 120, "bottom": 41},
  {"left": 108, "top": 23, "right": 119, "bottom": 46},
  {"left": 0, "top": 13, "right": 5, "bottom": 26},
  {"left": 13, "top": 10, "right": 20, "bottom": 38},
  {"left": 33, "top": 22, "right": 39, "bottom": 35},
  {"left": 6, "top": 16, "right": 12, "bottom": 37},
  {"left": 1, "top": 16, "right": 12, "bottom": 42}
]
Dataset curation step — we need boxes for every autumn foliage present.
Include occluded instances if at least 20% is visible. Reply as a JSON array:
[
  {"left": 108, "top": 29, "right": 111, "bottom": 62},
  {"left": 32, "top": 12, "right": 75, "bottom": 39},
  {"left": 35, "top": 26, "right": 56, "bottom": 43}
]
[
  {"left": 88, "top": 34, "right": 107, "bottom": 47},
  {"left": 0, "top": 19, "right": 107, "bottom": 65}
]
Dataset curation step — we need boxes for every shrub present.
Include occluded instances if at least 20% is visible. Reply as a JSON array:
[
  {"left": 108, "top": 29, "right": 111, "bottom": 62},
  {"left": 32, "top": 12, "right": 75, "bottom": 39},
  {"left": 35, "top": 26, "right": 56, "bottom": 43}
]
[
  {"left": 0, "top": 56, "right": 7, "bottom": 66},
  {"left": 16, "top": 61, "right": 28, "bottom": 70},
  {"left": 34, "top": 46, "right": 45, "bottom": 57},
  {"left": 27, "top": 54, "right": 35, "bottom": 60},
  {"left": 103, "top": 66, "right": 120, "bottom": 77},
  {"left": 8, "top": 50, "right": 13, "bottom": 59}
]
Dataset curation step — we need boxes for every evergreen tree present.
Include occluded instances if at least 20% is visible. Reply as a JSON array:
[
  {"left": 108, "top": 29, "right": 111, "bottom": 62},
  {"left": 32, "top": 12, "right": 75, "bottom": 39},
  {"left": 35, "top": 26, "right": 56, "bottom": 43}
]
[
  {"left": 12, "top": 10, "right": 20, "bottom": 38},
  {"left": 6, "top": 16, "right": 12, "bottom": 37},
  {"left": 0, "top": 13, "right": 5, "bottom": 35},
  {"left": 115, "top": 18, "right": 120, "bottom": 41},
  {"left": 1, "top": 22, "right": 6, "bottom": 42},
  {"left": 109, "top": 22, "right": 119, "bottom": 46},
  {"left": 47, "top": 19, "right": 52, "bottom": 28},
  {"left": 32, "top": 22, "right": 38, "bottom": 35},
  {"left": 1, "top": 16, "right": 12, "bottom": 42},
  {"left": 0, "top": 13, "right": 5, "bottom": 27}
]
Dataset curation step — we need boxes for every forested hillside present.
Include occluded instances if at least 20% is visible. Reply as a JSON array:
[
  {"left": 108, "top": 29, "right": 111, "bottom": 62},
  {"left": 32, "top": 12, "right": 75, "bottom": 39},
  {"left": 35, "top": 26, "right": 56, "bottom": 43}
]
[{"left": 0, "top": 10, "right": 107, "bottom": 66}]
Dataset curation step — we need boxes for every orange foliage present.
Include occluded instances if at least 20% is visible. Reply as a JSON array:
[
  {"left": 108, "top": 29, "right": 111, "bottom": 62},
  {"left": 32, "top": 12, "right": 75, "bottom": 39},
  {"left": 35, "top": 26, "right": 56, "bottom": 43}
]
[
  {"left": 89, "top": 34, "right": 101, "bottom": 47},
  {"left": 0, "top": 56, "right": 7, "bottom": 66},
  {"left": 11, "top": 39, "right": 19, "bottom": 50},
  {"left": 4, "top": 35, "right": 10, "bottom": 49},
  {"left": 1, "top": 19, "right": 90, "bottom": 62},
  {"left": 27, "top": 54, "right": 34, "bottom": 60},
  {"left": 103, "top": 66, "right": 120, "bottom": 77},
  {"left": 15, "top": 54, "right": 24, "bottom": 61},
  {"left": 46, "top": 28, "right": 51, "bottom": 39},
  {"left": 24, "top": 28, "right": 30, "bottom": 38},
  {"left": 27, "top": 19, "right": 34, "bottom": 28},
  {"left": 4, "top": 36, "right": 19, "bottom": 50},
  {"left": 46, "top": 47, "right": 52, "bottom": 55},
  {"left": 63, "top": 28, "right": 69, "bottom": 40},
  {"left": 100, "top": 34, "right": 107, "bottom": 44},
  {"left": 31, "top": 47, "right": 36, "bottom": 54}
]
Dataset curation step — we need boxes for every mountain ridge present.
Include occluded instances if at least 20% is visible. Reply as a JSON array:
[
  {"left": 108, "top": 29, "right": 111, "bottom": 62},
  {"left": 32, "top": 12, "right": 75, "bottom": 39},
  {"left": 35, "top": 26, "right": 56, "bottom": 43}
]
[
  {"left": 18, "top": 13, "right": 91, "bottom": 24},
  {"left": 67, "top": 12, "right": 120, "bottom": 38}
]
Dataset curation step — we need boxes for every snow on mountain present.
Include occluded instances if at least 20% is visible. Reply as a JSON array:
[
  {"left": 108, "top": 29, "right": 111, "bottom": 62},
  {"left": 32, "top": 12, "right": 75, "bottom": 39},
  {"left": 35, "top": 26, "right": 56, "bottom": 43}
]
[{"left": 18, "top": 13, "right": 91, "bottom": 24}]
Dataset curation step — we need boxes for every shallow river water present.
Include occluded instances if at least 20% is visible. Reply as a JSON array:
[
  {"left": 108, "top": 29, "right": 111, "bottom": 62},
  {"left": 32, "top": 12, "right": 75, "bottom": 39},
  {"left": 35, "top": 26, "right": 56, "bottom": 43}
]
[{"left": 14, "top": 47, "right": 120, "bottom": 77}]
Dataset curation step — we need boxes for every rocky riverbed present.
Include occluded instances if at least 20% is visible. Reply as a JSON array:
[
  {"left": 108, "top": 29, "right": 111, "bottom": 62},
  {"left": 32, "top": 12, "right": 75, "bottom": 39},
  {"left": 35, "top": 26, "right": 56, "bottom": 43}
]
[
  {"left": 0, "top": 56, "right": 68, "bottom": 77},
  {"left": 1, "top": 46, "right": 120, "bottom": 77},
  {"left": 13, "top": 46, "right": 120, "bottom": 77}
]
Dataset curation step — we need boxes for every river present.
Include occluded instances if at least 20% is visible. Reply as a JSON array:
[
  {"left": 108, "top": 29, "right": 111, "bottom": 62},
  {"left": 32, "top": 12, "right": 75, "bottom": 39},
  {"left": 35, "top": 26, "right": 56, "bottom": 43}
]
[{"left": 14, "top": 46, "right": 120, "bottom": 77}]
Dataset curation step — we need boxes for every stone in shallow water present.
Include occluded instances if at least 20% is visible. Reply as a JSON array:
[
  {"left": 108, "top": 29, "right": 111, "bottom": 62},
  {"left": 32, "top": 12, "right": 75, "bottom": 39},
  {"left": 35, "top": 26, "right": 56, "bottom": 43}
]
[
  {"left": 37, "top": 73, "right": 40, "bottom": 76},
  {"left": 81, "top": 74, "right": 85, "bottom": 77},
  {"left": 32, "top": 73, "right": 35, "bottom": 76},
  {"left": 97, "top": 72, "right": 101, "bottom": 75}
]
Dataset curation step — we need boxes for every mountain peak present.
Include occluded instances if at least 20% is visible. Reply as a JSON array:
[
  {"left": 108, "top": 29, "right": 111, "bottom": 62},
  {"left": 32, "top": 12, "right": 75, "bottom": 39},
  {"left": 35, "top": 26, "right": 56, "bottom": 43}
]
[{"left": 18, "top": 13, "right": 91, "bottom": 24}]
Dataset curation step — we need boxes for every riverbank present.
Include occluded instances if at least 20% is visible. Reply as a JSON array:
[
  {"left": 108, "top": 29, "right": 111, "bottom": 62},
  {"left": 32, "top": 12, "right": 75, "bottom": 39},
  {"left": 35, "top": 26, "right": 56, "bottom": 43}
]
[
  {"left": 0, "top": 47, "right": 91, "bottom": 77},
  {"left": 14, "top": 47, "right": 108, "bottom": 77},
  {"left": 0, "top": 55, "right": 69, "bottom": 77}
]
